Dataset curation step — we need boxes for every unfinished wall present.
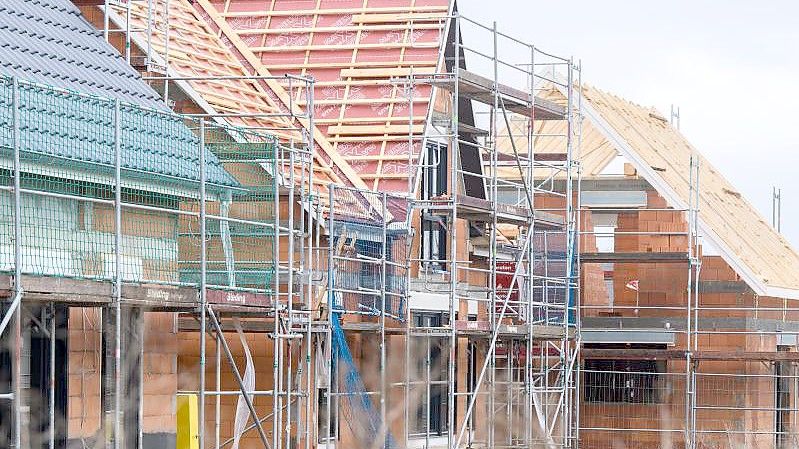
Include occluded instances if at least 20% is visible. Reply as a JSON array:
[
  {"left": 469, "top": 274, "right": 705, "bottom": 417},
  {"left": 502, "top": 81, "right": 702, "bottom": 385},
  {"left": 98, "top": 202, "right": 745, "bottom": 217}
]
[
  {"left": 580, "top": 186, "right": 799, "bottom": 449},
  {"left": 67, "top": 309, "right": 178, "bottom": 448}
]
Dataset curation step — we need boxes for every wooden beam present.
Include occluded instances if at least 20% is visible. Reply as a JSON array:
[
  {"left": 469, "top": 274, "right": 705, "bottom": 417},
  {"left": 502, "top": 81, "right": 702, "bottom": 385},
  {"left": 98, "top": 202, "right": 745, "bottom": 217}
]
[
  {"left": 315, "top": 115, "right": 417, "bottom": 125},
  {"left": 339, "top": 67, "right": 436, "bottom": 79},
  {"left": 219, "top": 6, "right": 448, "bottom": 18},
  {"left": 238, "top": 24, "right": 443, "bottom": 36},
  {"left": 249, "top": 42, "right": 439, "bottom": 53},
  {"left": 327, "top": 124, "right": 423, "bottom": 136},
  {"left": 353, "top": 13, "right": 447, "bottom": 24},
  {"left": 195, "top": 0, "right": 374, "bottom": 194},
  {"left": 264, "top": 61, "right": 437, "bottom": 71}
]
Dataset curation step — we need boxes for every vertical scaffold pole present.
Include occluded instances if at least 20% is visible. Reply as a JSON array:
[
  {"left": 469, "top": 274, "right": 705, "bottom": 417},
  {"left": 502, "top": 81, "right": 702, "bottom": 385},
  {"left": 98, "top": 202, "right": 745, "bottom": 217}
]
[
  {"left": 525, "top": 43, "right": 535, "bottom": 449},
  {"left": 380, "top": 192, "right": 388, "bottom": 449},
  {"left": 12, "top": 76, "right": 23, "bottom": 449},
  {"left": 273, "top": 141, "right": 282, "bottom": 449},
  {"left": 113, "top": 98, "right": 123, "bottom": 449},
  {"left": 325, "top": 184, "right": 335, "bottom": 447},
  {"left": 446, "top": 11, "right": 460, "bottom": 449},
  {"left": 573, "top": 60, "right": 584, "bottom": 449},
  {"left": 564, "top": 58, "right": 575, "bottom": 448},
  {"left": 488, "top": 20, "right": 500, "bottom": 449},
  {"left": 685, "top": 154, "right": 695, "bottom": 449},
  {"left": 49, "top": 302, "right": 56, "bottom": 449},
  {"left": 103, "top": 0, "right": 110, "bottom": 42},
  {"left": 199, "top": 119, "right": 207, "bottom": 449},
  {"left": 286, "top": 142, "right": 296, "bottom": 449},
  {"left": 303, "top": 77, "right": 316, "bottom": 449},
  {"left": 215, "top": 336, "right": 221, "bottom": 449}
]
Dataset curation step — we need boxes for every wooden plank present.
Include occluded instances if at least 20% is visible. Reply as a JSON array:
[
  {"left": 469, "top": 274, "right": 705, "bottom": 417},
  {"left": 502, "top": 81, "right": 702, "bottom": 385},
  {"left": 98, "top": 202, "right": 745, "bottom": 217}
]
[
  {"left": 427, "top": 70, "right": 567, "bottom": 120},
  {"left": 250, "top": 42, "right": 439, "bottom": 53},
  {"left": 122, "top": 284, "right": 197, "bottom": 305},
  {"left": 694, "top": 351, "right": 799, "bottom": 361},
  {"left": 327, "top": 124, "right": 423, "bottom": 136},
  {"left": 205, "top": 289, "right": 272, "bottom": 308},
  {"left": 296, "top": 97, "right": 429, "bottom": 107},
  {"left": 329, "top": 135, "right": 423, "bottom": 143},
  {"left": 315, "top": 116, "right": 416, "bottom": 125},
  {"left": 353, "top": 13, "right": 447, "bottom": 24},
  {"left": 21, "top": 275, "right": 113, "bottom": 297},
  {"left": 219, "top": 5, "right": 448, "bottom": 18},
  {"left": 340, "top": 154, "right": 414, "bottom": 161},
  {"left": 264, "top": 61, "right": 437, "bottom": 70},
  {"left": 340, "top": 67, "right": 436, "bottom": 79},
  {"left": 236, "top": 24, "right": 442, "bottom": 35},
  {"left": 359, "top": 173, "right": 409, "bottom": 179},
  {"left": 0, "top": 274, "right": 202, "bottom": 308}
]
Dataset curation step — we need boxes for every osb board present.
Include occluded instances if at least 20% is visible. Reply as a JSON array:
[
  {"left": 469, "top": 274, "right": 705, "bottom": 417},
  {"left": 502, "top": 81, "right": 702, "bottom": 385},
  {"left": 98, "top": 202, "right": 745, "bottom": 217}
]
[
  {"left": 202, "top": 0, "right": 450, "bottom": 193},
  {"left": 581, "top": 84, "right": 799, "bottom": 293},
  {"left": 117, "top": 0, "right": 370, "bottom": 200}
]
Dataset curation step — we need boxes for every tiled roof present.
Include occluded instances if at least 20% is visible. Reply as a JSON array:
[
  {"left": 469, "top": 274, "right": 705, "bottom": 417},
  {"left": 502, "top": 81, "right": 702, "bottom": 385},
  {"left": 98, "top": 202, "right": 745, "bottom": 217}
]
[
  {"left": 0, "top": 0, "right": 164, "bottom": 109},
  {"left": 0, "top": 0, "right": 238, "bottom": 188},
  {"left": 200, "top": 0, "right": 450, "bottom": 193}
]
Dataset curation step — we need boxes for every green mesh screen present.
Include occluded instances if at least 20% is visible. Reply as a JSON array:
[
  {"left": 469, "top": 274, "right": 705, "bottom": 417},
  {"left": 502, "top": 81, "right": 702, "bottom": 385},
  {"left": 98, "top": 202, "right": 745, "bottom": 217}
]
[{"left": 0, "top": 76, "right": 277, "bottom": 295}]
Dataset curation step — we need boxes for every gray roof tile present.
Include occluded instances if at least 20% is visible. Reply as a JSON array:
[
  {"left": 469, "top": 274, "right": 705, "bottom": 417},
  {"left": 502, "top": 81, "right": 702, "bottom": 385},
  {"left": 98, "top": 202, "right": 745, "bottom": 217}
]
[
  {"left": 0, "top": 0, "right": 240, "bottom": 189},
  {"left": 0, "top": 0, "right": 164, "bottom": 108}
]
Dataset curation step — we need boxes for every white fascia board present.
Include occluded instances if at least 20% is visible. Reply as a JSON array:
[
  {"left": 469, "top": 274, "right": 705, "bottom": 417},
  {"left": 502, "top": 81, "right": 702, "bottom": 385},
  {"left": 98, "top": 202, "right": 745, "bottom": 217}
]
[
  {"left": 765, "top": 285, "right": 799, "bottom": 301},
  {"left": 563, "top": 84, "right": 772, "bottom": 298}
]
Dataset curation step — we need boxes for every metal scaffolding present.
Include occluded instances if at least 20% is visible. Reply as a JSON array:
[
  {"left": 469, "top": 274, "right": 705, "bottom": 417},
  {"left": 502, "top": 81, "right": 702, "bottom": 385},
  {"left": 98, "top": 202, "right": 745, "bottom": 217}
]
[
  {"left": 0, "top": 71, "right": 323, "bottom": 449},
  {"left": 394, "top": 13, "right": 582, "bottom": 449},
  {"left": 54, "top": 2, "right": 799, "bottom": 449},
  {"left": 578, "top": 149, "right": 799, "bottom": 449}
]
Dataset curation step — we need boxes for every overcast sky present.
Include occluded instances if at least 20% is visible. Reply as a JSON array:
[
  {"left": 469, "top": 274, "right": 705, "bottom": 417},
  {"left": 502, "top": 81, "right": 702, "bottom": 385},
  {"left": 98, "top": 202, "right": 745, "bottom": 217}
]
[{"left": 457, "top": 0, "right": 799, "bottom": 247}]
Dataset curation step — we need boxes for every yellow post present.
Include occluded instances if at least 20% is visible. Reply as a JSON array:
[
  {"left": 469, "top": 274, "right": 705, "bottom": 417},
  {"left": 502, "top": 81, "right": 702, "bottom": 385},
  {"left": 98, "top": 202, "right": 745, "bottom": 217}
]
[{"left": 176, "top": 393, "right": 199, "bottom": 449}]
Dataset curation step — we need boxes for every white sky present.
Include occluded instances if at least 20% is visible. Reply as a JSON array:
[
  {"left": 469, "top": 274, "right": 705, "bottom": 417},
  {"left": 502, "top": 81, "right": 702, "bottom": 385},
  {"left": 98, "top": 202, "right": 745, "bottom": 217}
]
[{"left": 457, "top": 0, "right": 799, "bottom": 247}]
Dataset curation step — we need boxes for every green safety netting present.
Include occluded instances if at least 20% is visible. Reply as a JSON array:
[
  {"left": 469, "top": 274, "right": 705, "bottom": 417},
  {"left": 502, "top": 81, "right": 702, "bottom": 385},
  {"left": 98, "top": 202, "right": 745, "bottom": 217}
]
[{"left": 0, "top": 77, "right": 278, "bottom": 294}]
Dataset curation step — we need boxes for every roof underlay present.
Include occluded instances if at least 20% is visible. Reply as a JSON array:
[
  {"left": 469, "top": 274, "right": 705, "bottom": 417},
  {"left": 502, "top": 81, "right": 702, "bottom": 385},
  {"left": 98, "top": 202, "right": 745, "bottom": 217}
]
[
  {"left": 115, "top": 0, "right": 373, "bottom": 196},
  {"left": 573, "top": 85, "right": 799, "bottom": 298},
  {"left": 199, "top": 0, "right": 450, "bottom": 193}
]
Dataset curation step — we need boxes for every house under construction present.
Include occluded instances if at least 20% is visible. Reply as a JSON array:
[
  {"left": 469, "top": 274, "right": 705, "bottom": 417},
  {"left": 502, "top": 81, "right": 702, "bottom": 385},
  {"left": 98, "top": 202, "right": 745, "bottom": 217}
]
[{"left": 0, "top": 1, "right": 798, "bottom": 449}]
